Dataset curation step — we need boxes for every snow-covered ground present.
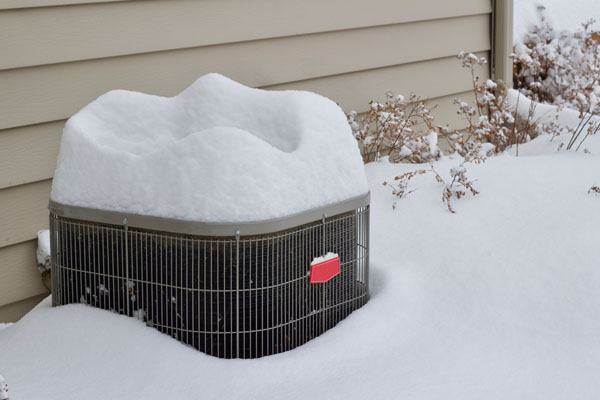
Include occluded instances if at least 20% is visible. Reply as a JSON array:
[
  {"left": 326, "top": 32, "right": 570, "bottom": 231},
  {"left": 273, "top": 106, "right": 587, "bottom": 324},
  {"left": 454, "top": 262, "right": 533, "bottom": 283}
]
[
  {"left": 514, "top": 0, "right": 599, "bottom": 42},
  {"left": 1, "top": 130, "right": 599, "bottom": 399}
]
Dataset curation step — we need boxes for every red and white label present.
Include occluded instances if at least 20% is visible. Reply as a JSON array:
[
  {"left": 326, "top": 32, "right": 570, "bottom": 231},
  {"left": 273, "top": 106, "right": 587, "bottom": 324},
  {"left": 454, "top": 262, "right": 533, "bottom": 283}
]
[{"left": 309, "top": 253, "right": 340, "bottom": 284}]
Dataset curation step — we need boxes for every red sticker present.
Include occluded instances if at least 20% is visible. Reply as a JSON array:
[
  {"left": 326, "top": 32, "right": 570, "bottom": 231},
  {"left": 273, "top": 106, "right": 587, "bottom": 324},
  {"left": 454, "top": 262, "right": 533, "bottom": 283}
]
[{"left": 309, "top": 255, "right": 340, "bottom": 283}]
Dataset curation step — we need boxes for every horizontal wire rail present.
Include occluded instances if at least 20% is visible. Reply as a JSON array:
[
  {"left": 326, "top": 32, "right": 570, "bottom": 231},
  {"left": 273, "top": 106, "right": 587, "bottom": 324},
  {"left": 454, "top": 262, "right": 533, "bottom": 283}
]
[{"left": 50, "top": 206, "right": 369, "bottom": 358}]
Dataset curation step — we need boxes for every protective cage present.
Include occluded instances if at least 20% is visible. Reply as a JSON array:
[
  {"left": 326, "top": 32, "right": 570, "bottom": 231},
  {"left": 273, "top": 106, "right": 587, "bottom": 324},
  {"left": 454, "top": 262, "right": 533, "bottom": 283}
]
[{"left": 49, "top": 196, "right": 369, "bottom": 359}]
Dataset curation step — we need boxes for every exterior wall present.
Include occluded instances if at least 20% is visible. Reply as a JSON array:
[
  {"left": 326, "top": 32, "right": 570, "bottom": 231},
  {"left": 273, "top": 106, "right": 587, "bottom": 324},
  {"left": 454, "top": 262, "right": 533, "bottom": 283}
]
[{"left": 0, "top": 0, "right": 506, "bottom": 321}]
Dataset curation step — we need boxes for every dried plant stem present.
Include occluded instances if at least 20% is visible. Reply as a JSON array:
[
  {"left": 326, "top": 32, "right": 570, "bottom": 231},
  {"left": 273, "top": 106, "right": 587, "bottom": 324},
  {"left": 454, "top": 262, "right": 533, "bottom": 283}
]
[
  {"left": 567, "top": 111, "right": 594, "bottom": 150},
  {"left": 575, "top": 122, "right": 600, "bottom": 152},
  {"left": 513, "top": 93, "right": 521, "bottom": 156}
]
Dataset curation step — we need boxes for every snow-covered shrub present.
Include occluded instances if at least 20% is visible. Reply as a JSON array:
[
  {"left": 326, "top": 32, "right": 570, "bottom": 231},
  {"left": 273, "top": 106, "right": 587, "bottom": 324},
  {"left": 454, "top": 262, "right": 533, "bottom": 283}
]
[
  {"left": 451, "top": 52, "right": 544, "bottom": 155},
  {"left": 382, "top": 169, "right": 427, "bottom": 207},
  {"left": 431, "top": 147, "right": 484, "bottom": 213},
  {"left": 347, "top": 91, "right": 441, "bottom": 163},
  {"left": 350, "top": 52, "right": 545, "bottom": 164},
  {"left": 589, "top": 185, "right": 600, "bottom": 195},
  {"left": 513, "top": 7, "right": 600, "bottom": 113},
  {"left": 383, "top": 146, "right": 484, "bottom": 213},
  {"left": 351, "top": 51, "right": 547, "bottom": 212},
  {"left": 513, "top": 7, "right": 600, "bottom": 150}
]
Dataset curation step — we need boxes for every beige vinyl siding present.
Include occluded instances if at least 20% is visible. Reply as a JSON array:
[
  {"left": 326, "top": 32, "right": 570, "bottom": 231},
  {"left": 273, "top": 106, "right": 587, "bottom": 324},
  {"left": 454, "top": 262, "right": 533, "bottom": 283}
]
[
  {"left": 0, "top": 0, "right": 495, "bottom": 320},
  {"left": 0, "top": 294, "right": 48, "bottom": 323},
  {"left": 0, "top": 180, "right": 52, "bottom": 248},
  {"left": 1, "top": 15, "right": 490, "bottom": 130},
  {"left": 0, "top": 0, "right": 129, "bottom": 10},
  {"left": 0, "top": 0, "right": 491, "bottom": 69},
  {"left": 0, "top": 121, "right": 63, "bottom": 189},
  {"left": 0, "top": 240, "right": 48, "bottom": 307}
]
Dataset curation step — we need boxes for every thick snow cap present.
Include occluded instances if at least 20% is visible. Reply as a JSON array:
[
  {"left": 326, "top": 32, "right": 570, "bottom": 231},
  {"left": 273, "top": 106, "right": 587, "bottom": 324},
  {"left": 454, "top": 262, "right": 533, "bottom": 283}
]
[{"left": 51, "top": 74, "right": 368, "bottom": 223}]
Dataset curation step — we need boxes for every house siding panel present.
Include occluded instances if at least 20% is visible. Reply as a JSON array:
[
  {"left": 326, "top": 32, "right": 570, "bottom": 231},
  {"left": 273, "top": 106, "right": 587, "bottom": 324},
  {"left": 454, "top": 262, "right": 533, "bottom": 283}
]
[
  {"left": 0, "top": 241, "right": 49, "bottom": 308},
  {"left": 0, "top": 0, "right": 491, "bottom": 69},
  {"left": 0, "top": 15, "right": 490, "bottom": 130}
]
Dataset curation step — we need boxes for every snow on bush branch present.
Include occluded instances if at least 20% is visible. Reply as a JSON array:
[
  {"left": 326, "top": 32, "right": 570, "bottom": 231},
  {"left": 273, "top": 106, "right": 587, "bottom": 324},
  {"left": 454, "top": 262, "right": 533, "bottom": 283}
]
[
  {"left": 350, "top": 52, "right": 541, "bottom": 212},
  {"left": 513, "top": 6, "right": 600, "bottom": 150},
  {"left": 347, "top": 92, "right": 440, "bottom": 164},
  {"left": 513, "top": 7, "right": 599, "bottom": 113},
  {"left": 383, "top": 145, "right": 484, "bottom": 213},
  {"left": 348, "top": 53, "right": 544, "bottom": 163}
]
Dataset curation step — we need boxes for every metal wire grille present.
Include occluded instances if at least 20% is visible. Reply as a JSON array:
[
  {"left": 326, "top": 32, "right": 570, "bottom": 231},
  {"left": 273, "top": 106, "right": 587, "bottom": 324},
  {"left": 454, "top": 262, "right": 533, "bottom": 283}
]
[{"left": 50, "top": 206, "right": 369, "bottom": 358}]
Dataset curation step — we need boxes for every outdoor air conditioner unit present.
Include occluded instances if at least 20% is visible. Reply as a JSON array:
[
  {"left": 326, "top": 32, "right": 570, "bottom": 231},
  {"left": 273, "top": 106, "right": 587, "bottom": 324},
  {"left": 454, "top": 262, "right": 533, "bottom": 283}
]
[{"left": 49, "top": 74, "right": 370, "bottom": 358}]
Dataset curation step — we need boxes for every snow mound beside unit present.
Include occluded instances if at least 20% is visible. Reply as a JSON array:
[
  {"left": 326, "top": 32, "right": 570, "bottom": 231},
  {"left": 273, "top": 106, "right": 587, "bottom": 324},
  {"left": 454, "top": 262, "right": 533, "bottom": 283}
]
[{"left": 50, "top": 74, "right": 368, "bottom": 223}]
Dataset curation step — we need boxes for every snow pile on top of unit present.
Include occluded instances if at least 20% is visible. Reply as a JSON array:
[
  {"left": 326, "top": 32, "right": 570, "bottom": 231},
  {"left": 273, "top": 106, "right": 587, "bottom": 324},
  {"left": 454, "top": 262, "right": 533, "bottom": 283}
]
[{"left": 50, "top": 74, "right": 368, "bottom": 223}]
